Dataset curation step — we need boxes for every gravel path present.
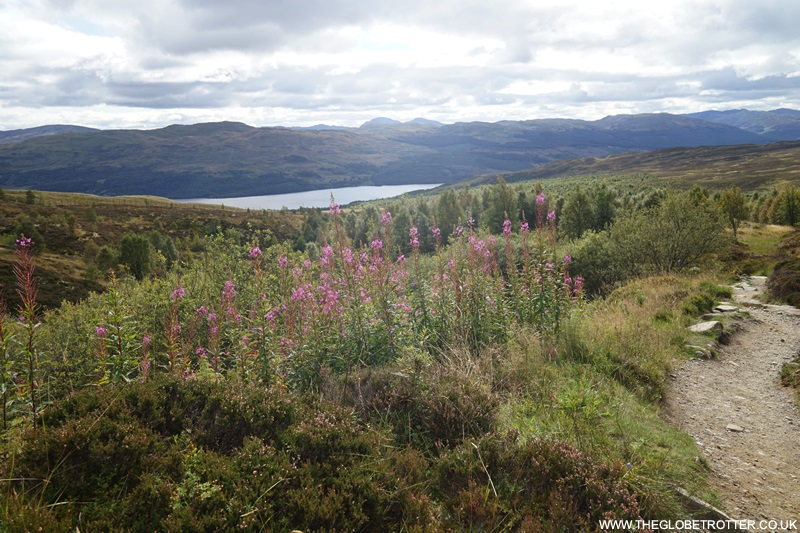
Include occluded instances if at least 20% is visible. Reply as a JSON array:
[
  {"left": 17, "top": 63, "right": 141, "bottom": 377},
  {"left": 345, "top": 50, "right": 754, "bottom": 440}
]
[{"left": 664, "top": 276, "right": 800, "bottom": 523}]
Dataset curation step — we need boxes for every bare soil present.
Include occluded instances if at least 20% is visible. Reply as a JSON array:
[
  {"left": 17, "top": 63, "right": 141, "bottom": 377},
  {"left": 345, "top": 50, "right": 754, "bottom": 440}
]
[{"left": 665, "top": 276, "right": 800, "bottom": 522}]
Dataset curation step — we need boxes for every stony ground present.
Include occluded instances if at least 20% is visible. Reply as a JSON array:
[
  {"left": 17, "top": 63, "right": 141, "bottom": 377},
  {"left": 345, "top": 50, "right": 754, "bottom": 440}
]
[{"left": 665, "top": 276, "right": 800, "bottom": 523}]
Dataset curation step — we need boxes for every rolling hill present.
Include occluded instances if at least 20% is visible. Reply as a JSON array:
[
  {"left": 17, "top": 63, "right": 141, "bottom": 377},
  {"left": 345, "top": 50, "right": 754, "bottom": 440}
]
[
  {"left": 0, "top": 112, "right": 791, "bottom": 198},
  {"left": 443, "top": 140, "right": 800, "bottom": 192}
]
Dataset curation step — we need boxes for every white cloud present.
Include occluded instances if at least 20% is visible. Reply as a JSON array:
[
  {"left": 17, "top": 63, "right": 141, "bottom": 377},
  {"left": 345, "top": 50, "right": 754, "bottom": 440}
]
[{"left": 1, "top": 0, "right": 799, "bottom": 129}]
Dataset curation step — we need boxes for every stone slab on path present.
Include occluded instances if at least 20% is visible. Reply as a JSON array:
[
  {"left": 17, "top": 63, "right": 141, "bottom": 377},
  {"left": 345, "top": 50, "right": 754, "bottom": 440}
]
[{"left": 690, "top": 321, "right": 723, "bottom": 334}]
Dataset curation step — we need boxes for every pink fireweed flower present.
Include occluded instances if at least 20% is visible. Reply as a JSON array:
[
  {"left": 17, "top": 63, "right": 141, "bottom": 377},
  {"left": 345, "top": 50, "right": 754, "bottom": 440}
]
[
  {"left": 454, "top": 225, "right": 464, "bottom": 237},
  {"left": 172, "top": 286, "right": 185, "bottom": 300},
  {"left": 503, "top": 219, "right": 512, "bottom": 235},
  {"left": 303, "top": 260, "right": 312, "bottom": 270},
  {"left": 195, "top": 346, "right": 207, "bottom": 357},
  {"left": 196, "top": 305, "right": 208, "bottom": 315},
  {"left": 536, "top": 193, "right": 546, "bottom": 205},
  {"left": 142, "top": 336, "right": 151, "bottom": 347},
  {"left": 329, "top": 200, "right": 341, "bottom": 215},
  {"left": 278, "top": 255, "right": 289, "bottom": 269},
  {"left": 564, "top": 254, "right": 572, "bottom": 264},
  {"left": 520, "top": 221, "right": 529, "bottom": 233},
  {"left": 381, "top": 211, "right": 392, "bottom": 225},
  {"left": 321, "top": 245, "right": 334, "bottom": 265},
  {"left": 547, "top": 210, "right": 556, "bottom": 223},
  {"left": 222, "top": 280, "right": 236, "bottom": 299},
  {"left": 342, "top": 247, "right": 354, "bottom": 264},
  {"left": 15, "top": 235, "right": 33, "bottom": 248},
  {"left": 172, "top": 324, "right": 181, "bottom": 334},
  {"left": 409, "top": 226, "right": 419, "bottom": 248},
  {"left": 265, "top": 307, "right": 281, "bottom": 322},
  {"left": 248, "top": 246, "right": 262, "bottom": 259},
  {"left": 371, "top": 238, "right": 383, "bottom": 250},
  {"left": 432, "top": 227, "right": 441, "bottom": 239},
  {"left": 96, "top": 326, "right": 108, "bottom": 338},
  {"left": 467, "top": 216, "right": 475, "bottom": 229}
]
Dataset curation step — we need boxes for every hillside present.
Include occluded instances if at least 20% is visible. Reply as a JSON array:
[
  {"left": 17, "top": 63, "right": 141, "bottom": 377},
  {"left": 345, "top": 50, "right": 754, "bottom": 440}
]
[
  {"left": 0, "top": 113, "right": 778, "bottom": 199},
  {"left": 445, "top": 140, "right": 800, "bottom": 191},
  {"left": 0, "top": 190, "right": 300, "bottom": 309},
  {"left": 687, "top": 108, "right": 800, "bottom": 140}
]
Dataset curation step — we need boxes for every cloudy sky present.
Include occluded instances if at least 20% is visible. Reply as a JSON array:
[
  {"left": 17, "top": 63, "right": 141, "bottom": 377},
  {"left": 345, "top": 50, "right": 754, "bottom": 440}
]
[{"left": 2, "top": 0, "right": 799, "bottom": 130}]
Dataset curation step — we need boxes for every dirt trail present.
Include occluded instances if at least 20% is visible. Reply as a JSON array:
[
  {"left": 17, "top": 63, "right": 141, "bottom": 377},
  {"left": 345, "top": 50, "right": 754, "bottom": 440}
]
[{"left": 665, "top": 276, "right": 800, "bottom": 522}]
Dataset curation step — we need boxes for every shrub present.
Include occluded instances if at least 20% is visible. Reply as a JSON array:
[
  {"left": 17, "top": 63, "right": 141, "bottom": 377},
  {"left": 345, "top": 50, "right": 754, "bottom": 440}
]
[
  {"left": 434, "top": 432, "right": 641, "bottom": 531},
  {"left": 120, "top": 233, "right": 152, "bottom": 280},
  {"left": 768, "top": 258, "right": 800, "bottom": 307},
  {"left": 1, "top": 376, "right": 436, "bottom": 531},
  {"left": 342, "top": 366, "right": 498, "bottom": 454}
]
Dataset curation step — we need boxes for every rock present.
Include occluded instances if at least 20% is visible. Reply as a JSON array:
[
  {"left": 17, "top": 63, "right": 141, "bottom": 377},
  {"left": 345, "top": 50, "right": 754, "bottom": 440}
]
[
  {"left": 702, "top": 312, "right": 723, "bottom": 320},
  {"left": 690, "top": 321, "right": 723, "bottom": 334},
  {"left": 715, "top": 304, "right": 739, "bottom": 313},
  {"left": 726, "top": 424, "right": 744, "bottom": 432}
]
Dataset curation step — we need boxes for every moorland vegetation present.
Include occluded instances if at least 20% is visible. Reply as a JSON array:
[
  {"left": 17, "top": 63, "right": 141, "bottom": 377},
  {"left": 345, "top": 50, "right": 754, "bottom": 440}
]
[{"left": 0, "top": 169, "right": 799, "bottom": 530}]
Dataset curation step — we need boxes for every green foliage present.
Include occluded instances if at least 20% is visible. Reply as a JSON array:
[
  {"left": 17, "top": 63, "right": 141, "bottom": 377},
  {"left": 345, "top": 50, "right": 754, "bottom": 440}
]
[
  {"left": 120, "top": 232, "right": 153, "bottom": 280},
  {"left": 25, "top": 190, "right": 36, "bottom": 205},
  {"left": 148, "top": 230, "right": 180, "bottom": 268},
  {"left": 84, "top": 204, "right": 98, "bottom": 222},
  {"left": 774, "top": 185, "right": 800, "bottom": 226},
  {"left": 717, "top": 186, "right": 750, "bottom": 240},
  {"left": 96, "top": 245, "right": 119, "bottom": 273},
  {"left": 560, "top": 185, "right": 594, "bottom": 240},
  {"left": 484, "top": 176, "right": 519, "bottom": 233},
  {"left": 13, "top": 220, "right": 45, "bottom": 253},
  {"left": 571, "top": 191, "right": 725, "bottom": 294}
]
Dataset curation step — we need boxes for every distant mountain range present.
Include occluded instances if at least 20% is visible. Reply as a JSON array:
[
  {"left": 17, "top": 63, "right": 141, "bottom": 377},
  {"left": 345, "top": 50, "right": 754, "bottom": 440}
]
[{"left": 1, "top": 109, "right": 799, "bottom": 199}]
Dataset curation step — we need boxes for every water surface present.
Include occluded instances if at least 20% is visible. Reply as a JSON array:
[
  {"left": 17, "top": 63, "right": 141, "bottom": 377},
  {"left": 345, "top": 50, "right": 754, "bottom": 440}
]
[{"left": 180, "top": 184, "right": 441, "bottom": 210}]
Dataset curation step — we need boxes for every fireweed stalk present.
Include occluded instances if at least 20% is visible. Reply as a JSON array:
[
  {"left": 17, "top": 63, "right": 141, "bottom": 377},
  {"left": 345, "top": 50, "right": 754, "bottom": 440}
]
[
  {"left": 96, "top": 271, "right": 140, "bottom": 384},
  {"left": 329, "top": 197, "right": 369, "bottom": 388},
  {"left": 14, "top": 235, "right": 39, "bottom": 428},
  {"left": 164, "top": 283, "right": 185, "bottom": 373},
  {"left": 0, "top": 292, "right": 12, "bottom": 431}
]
